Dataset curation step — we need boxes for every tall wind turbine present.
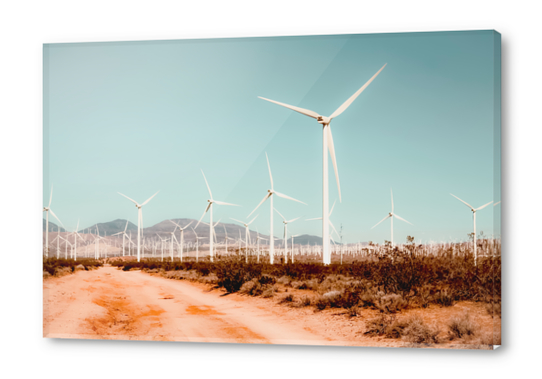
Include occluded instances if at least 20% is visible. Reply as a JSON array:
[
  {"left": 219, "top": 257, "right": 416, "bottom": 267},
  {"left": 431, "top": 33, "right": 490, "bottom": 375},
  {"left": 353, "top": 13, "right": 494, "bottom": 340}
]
[
  {"left": 371, "top": 188, "right": 413, "bottom": 246},
  {"left": 169, "top": 220, "right": 193, "bottom": 262},
  {"left": 450, "top": 194, "right": 493, "bottom": 264},
  {"left": 43, "top": 185, "right": 64, "bottom": 258},
  {"left": 274, "top": 208, "right": 300, "bottom": 260},
  {"left": 195, "top": 170, "right": 239, "bottom": 262},
  {"left": 118, "top": 191, "right": 159, "bottom": 262},
  {"left": 258, "top": 64, "right": 386, "bottom": 264},
  {"left": 247, "top": 153, "right": 306, "bottom": 264}
]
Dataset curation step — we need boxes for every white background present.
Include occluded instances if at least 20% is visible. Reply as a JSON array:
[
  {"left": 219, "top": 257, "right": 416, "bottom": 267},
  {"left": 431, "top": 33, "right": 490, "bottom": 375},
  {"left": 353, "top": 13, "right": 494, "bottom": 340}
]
[{"left": 0, "top": 0, "right": 539, "bottom": 377}]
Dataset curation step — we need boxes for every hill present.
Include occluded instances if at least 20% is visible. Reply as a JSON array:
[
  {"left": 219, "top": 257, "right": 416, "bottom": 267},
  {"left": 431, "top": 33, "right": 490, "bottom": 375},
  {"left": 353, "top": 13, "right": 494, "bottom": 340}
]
[{"left": 43, "top": 219, "right": 66, "bottom": 233}]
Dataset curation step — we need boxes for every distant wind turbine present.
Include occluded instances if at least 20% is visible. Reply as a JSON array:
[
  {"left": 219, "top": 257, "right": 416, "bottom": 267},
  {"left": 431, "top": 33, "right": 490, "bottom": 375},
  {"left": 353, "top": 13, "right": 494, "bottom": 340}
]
[
  {"left": 230, "top": 215, "right": 259, "bottom": 262},
  {"left": 43, "top": 185, "right": 64, "bottom": 258},
  {"left": 112, "top": 220, "right": 130, "bottom": 256},
  {"left": 258, "top": 64, "right": 386, "bottom": 264},
  {"left": 195, "top": 170, "right": 239, "bottom": 262},
  {"left": 118, "top": 191, "right": 159, "bottom": 262},
  {"left": 371, "top": 188, "right": 413, "bottom": 246},
  {"left": 247, "top": 153, "right": 306, "bottom": 264},
  {"left": 169, "top": 220, "right": 193, "bottom": 262},
  {"left": 274, "top": 208, "right": 300, "bottom": 261},
  {"left": 450, "top": 193, "right": 493, "bottom": 264}
]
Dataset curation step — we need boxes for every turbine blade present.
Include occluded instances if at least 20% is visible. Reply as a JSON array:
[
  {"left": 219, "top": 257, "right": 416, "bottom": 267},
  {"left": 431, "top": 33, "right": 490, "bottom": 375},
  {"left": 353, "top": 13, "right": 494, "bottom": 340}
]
[
  {"left": 329, "top": 200, "right": 337, "bottom": 217},
  {"left": 181, "top": 221, "right": 193, "bottom": 231},
  {"left": 141, "top": 191, "right": 159, "bottom": 206},
  {"left": 274, "top": 191, "right": 306, "bottom": 205},
  {"left": 393, "top": 214, "right": 413, "bottom": 225},
  {"left": 306, "top": 217, "right": 322, "bottom": 221},
  {"left": 493, "top": 201, "right": 501, "bottom": 206},
  {"left": 49, "top": 185, "right": 53, "bottom": 208},
  {"left": 213, "top": 200, "right": 240, "bottom": 206},
  {"left": 475, "top": 201, "right": 493, "bottom": 211},
  {"left": 248, "top": 192, "right": 271, "bottom": 218},
  {"left": 49, "top": 209, "right": 64, "bottom": 228},
  {"left": 230, "top": 218, "right": 245, "bottom": 225},
  {"left": 124, "top": 220, "right": 129, "bottom": 232},
  {"left": 258, "top": 96, "right": 320, "bottom": 119},
  {"left": 327, "top": 127, "right": 341, "bottom": 202},
  {"left": 195, "top": 204, "right": 211, "bottom": 229},
  {"left": 201, "top": 170, "right": 213, "bottom": 199},
  {"left": 450, "top": 194, "right": 474, "bottom": 210},
  {"left": 266, "top": 152, "right": 274, "bottom": 190},
  {"left": 248, "top": 214, "right": 259, "bottom": 225},
  {"left": 329, "top": 63, "right": 387, "bottom": 120},
  {"left": 274, "top": 208, "right": 286, "bottom": 222},
  {"left": 391, "top": 188, "right": 394, "bottom": 213},
  {"left": 169, "top": 220, "right": 182, "bottom": 228},
  {"left": 329, "top": 220, "right": 340, "bottom": 238},
  {"left": 287, "top": 216, "right": 301, "bottom": 224},
  {"left": 371, "top": 214, "right": 391, "bottom": 229},
  {"left": 118, "top": 192, "right": 139, "bottom": 206}
]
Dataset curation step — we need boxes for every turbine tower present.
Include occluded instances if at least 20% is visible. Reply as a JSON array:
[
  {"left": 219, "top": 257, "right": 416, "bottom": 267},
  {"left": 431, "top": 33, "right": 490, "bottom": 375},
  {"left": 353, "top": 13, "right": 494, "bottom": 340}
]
[
  {"left": 247, "top": 153, "right": 306, "bottom": 264},
  {"left": 195, "top": 170, "right": 239, "bottom": 262},
  {"left": 169, "top": 220, "right": 193, "bottom": 262},
  {"left": 43, "top": 185, "right": 64, "bottom": 258},
  {"left": 450, "top": 194, "right": 493, "bottom": 264},
  {"left": 371, "top": 188, "right": 413, "bottom": 246},
  {"left": 230, "top": 215, "right": 259, "bottom": 263},
  {"left": 118, "top": 191, "right": 159, "bottom": 262},
  {"left": 274, "top": 208, "right": 300, "bottom": 261},
  {"left": 258, "top": 65, "right": 386, "bottom": 264}
]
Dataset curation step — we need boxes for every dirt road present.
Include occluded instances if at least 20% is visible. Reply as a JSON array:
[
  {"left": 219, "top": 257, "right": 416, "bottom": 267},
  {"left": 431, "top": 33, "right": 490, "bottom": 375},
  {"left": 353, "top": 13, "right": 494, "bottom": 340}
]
[{"left": 43, "top": 266, "right": 354, "bottom": 345}]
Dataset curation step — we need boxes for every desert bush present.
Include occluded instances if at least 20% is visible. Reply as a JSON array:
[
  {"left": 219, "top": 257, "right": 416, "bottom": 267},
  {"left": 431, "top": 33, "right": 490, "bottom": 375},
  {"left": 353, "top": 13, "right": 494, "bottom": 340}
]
[
  {"left": 261, "top": 285, "right": 277, "bottom": 298},
  {"left": 433, "top": 289, "right": 455, "bottom": 307},
  {"left": 376, "top": 293, "right": 408, "bottom": 313},
  {"left": 300, "top": 295, "right": 312, "bottom": 307},
  {"left": 401, "top": 315, "right": 440, "bottom": 344},
  {"left": 280, "top": 294, "right": 294, "bottom": 303},
  {"left": 447, "top": 313, "right": 479, "bottom": 340},
  {"left": 364, "top": 314, "right": 396, "bottom": 336}
]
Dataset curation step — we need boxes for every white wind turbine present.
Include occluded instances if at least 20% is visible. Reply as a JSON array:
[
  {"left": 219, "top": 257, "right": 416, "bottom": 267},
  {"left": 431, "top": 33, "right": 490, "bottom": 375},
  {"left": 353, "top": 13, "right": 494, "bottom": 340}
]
[
  {"left": 70, "top": 220, "right": 85, "bottom": 260},
  {"left": 112, "top": 220, "right": 130, "bottom": 256},
  {"left": 450, "top": 194, "right": 493, "bottom": 264},
  {"left": 258, "top": 64, "right": 386, "bottom": 264},
  {"left": 371, "top": 189, "right": 413, "bottom": 247},
  {"left": 191, "top": 227, "right": 205, "bottom": 262},
  {"left": 169, "top": 220, "right": 193, "bottom": 262},
  {"left": 230, "top": 215, "right": 259, "bottom": 262},
  {"left": 118, "top": 191, "right": 159, "bottom": 262},
  {"left": 307, "top": 199, "right": 341, "bottom": 246},
  {"left": 43, "top": 186, "right": 64, "bottom": 258},
  {"left": 247, "top": 153, "right": 306, "bottom": 264},
  {"left": 274, "top": 208, "right": 301, "bottom": 261},
  {"left": 195, "top": 170, "right": 239, "bottom": 262}
]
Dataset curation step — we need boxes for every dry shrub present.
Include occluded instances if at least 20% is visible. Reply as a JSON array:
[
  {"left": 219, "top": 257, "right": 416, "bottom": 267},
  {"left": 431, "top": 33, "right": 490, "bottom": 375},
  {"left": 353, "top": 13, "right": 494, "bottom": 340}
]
[
  {"left": 315, "top": 290, "right": 343, "bottom": 310},
  {"left": 261, "top": 285, "right": 277, "bottom": 298},
  {"left": 54, "top": 267, "right": 72, "bottom": 277},
  {"left": 364, "top": 314, "right": 395, "bottom": 336},
  {"left": 401, "top": 315, "right": 440, "bottom": 344},
  {"left": 434, "top": 289, "right": 455, "bottom": 307},
  {"left": 447, "top": 313, "right": 479, "bottom": 340},
  {"left": 300, "top": 295, "right": 312, "bottom": 307},
  {"left": 485, "top": 301, "right": 502, "bottom": 318},
  {"left": 280, "top": 294, "right": 294, "bottom": 303},
  {"left": 376, "top": 293, "right": 408, "bottom": 313}
]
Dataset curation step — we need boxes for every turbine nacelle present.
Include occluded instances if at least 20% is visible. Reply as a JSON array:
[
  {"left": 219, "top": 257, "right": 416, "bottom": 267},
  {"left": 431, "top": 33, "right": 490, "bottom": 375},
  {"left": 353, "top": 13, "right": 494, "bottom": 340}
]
[{"left": 317, "top": 116, "right": 331, "bottom": 125}]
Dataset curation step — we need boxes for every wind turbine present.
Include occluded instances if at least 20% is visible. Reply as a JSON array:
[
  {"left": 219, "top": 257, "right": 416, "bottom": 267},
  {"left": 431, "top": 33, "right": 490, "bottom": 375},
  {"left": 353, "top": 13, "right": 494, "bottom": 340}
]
[
  {"left": 169, "top": 220, "right": 193, "bottom": 262},
  {"left": 450, "top": 194, "right": 493, "bottom": 264},
  {"left": 371, "top": 189, "right": 413, "bottom": 246},
  {"left": 290, "top": 234, "right": 301, "bottom": 263},
  {"left": 307, "top": 200, "right": 341, "bottom": 245},
  {"left": 112, "top": 220, "right": 130, "bottom": 256},
  {"left": 43, "top": 185, "right": 64, "bottom": 258},
  {"left": 118, "top": 191, "right": 159, "bottom": 262},
  {"left": 230, "top": 215, "right": 259, "bottom": 263},
  {"left": 69, "top": 220, "right": 85, "bottom": 260},
  {"left": 191, "top": 227, "right": 205, "bottom": 262},
  {"left": 247, "top": 153, "right": 306, "bottom": 264},
  {"left": 195, "top": 170, "right": 239, "bottom": 262},
  {"left": 258, "top": 64, "right": 386, "bottom": 264},
  {"left": 274, "top": 208, "right": 300, "bottom": 261}
]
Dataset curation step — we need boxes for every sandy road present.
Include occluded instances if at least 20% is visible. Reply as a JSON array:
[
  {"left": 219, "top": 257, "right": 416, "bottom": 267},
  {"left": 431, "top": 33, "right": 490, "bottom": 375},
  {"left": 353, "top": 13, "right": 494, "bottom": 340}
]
[{"left": 43, "top": 266, "right": 342, "bottom": 345}]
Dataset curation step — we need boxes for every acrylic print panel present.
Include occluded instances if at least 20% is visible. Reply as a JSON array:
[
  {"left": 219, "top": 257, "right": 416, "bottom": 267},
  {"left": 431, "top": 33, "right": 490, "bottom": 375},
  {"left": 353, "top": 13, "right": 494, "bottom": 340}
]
[{"left": 43, "top": 30, "right": 501, "bottom": 349}]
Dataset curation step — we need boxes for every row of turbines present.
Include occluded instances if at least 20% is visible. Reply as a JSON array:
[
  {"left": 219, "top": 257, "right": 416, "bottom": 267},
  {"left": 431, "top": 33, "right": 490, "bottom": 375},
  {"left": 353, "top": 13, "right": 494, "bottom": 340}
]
[{"left": 43, "top": 63, "right": 499, "bottom": 265}]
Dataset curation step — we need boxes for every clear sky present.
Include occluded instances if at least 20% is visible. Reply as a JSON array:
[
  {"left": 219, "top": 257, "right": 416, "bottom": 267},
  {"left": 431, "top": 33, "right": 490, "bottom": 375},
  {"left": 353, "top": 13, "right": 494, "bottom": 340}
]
[{"left": 43, "top": 30, "right": 501, "bottom": 244}]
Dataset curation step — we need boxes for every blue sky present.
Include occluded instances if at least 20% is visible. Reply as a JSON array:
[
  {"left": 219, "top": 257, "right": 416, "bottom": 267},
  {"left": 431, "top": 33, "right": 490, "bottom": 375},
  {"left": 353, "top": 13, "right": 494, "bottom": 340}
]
[{"left": 43, "top": 30, "right": 501, "bottom": 244}]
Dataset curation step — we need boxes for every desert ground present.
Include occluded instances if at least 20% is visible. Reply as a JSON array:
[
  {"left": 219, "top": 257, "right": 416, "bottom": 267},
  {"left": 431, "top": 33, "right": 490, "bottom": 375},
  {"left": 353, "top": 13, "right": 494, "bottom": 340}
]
[{"left": 43, "top": 263, "right": 499, "bottom": 348}]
